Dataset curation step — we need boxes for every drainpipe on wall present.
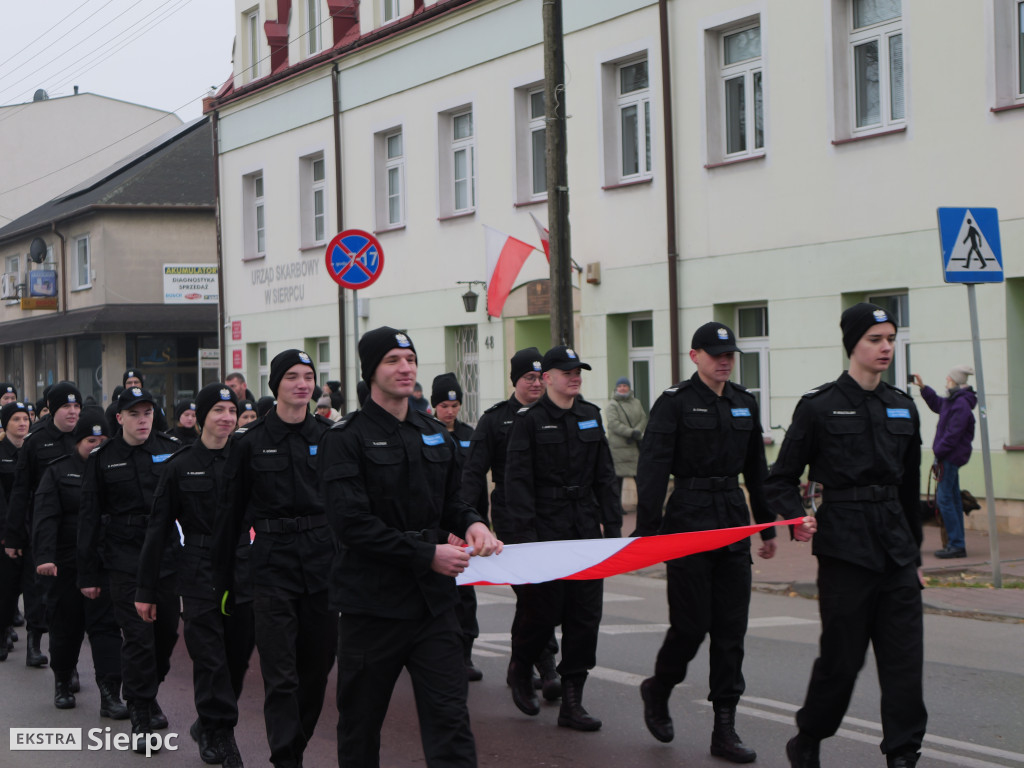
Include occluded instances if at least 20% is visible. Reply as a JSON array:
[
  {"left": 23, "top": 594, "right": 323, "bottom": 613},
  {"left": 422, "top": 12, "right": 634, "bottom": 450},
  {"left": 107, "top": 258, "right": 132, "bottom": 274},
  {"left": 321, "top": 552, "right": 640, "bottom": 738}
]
[
  {"left": 331, "top": 62, "right": 349, "bottom": 411},
  {"left": 659, "top": 0, "right": 681, "bottom": 384},
  {"left": 211, "top": 110, "right": 227, "bottom": 381},
  {"left": 52, "top": 221, "right": 70, "bottom": 380}
]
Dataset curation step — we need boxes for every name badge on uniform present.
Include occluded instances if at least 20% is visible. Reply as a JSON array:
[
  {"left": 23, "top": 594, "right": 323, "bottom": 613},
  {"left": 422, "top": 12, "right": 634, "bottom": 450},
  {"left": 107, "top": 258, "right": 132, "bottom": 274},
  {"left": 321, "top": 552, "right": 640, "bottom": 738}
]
[
  {"left": 459, "top": 440, "right": 471, "bottom": 448},
  {"left": 886, "top": 408, "right": 911, "bottom": 419},
  {"left": 422, "top": 433, "right": 444, "bottom": 446},
  {"left": 309, "top": 445, "right": 318, "bottom": 456},
  {"left": 731, "top": 408, "right": 751, "bottom": 418},
  {"left": 578, "top": 419, "right": 598, "bottom": 430},
  {"left": 152, "top": 454, "right": 172, "bottom": 463}
]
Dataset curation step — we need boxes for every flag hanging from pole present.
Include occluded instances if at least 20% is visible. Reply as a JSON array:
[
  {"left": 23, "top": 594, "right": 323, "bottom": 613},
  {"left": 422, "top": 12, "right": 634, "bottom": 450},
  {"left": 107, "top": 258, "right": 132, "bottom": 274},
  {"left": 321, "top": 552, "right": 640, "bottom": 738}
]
[
  {"left": 456, "top": 519, "right": 801, "bottom": 586},
  {"left": 484, "top": 226, "right": 536, "bottom": 318},
  {"left": 529, "top": 211, "right": 550, "bottom": 261}
]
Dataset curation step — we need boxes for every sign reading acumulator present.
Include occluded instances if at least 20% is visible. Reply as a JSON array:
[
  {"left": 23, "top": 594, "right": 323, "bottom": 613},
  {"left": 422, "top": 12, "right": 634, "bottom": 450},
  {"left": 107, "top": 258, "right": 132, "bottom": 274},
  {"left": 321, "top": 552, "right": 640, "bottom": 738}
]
[{"left": 163, "top": 264, "right": 219, "bottom": 304}]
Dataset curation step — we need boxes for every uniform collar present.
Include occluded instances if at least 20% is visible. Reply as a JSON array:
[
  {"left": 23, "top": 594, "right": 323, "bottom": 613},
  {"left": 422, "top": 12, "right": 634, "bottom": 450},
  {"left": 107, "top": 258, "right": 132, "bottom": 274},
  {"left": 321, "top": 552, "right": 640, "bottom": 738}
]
[
  {"left": 835, "top": 371, "right": 900, "bottom": 406},
  {"left": 689, "top": 372, "right": 740, "bottom": 404},
  {"left": 538, "top": 391, "right": 582, "bottom": 419},
  {"left": 361, "top": 396, "right": 438, "bottom": 434},
  {"left": 263, "top": 407, "right": 320, "bottom": 443},
  {"left": 191, "top": 438, "right": 230, "bottom": 467}
]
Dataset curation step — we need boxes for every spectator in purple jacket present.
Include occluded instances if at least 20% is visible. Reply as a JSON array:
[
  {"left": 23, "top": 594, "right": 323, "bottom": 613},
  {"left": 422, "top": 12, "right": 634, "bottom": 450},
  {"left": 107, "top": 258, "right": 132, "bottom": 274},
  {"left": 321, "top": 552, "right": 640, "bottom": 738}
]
[{"left": 911, "top": 365, "right": 977, "bottom": 558}]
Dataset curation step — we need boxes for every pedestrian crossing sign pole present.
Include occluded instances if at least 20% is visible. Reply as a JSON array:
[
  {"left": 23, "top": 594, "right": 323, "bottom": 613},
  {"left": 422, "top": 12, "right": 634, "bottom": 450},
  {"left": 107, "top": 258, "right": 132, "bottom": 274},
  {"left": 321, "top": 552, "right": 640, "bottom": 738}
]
[{"left": 936, "top": 207, "right": 1003, "bottom": 586}]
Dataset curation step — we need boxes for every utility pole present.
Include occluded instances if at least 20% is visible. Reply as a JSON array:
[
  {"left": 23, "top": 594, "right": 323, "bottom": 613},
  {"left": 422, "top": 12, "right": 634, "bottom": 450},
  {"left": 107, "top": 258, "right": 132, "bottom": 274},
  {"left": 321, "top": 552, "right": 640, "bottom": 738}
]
[{"left": 543, "top": 0, "right": 573, "bottom": 348}]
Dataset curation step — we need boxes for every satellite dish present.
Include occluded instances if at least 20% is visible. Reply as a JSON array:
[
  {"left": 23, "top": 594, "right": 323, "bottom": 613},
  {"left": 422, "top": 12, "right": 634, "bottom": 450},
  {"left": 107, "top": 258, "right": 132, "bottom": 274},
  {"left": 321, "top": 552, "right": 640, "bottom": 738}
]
[{"left": 29, "top": 238, "right": 47, "bottom": 264}]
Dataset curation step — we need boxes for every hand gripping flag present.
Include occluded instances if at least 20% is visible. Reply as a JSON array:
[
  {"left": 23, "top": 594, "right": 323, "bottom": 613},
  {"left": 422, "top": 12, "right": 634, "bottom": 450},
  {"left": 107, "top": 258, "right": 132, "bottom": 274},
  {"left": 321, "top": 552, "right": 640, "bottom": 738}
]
[{"left": 456, "top": 519, "right": 801, "bottom": 586}]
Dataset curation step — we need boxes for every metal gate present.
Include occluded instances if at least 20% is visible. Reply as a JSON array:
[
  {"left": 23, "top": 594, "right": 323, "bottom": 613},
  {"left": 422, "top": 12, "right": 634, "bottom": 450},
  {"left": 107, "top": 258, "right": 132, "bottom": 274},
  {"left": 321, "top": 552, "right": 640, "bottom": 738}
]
[{"left": 452, "top": 325, "right": 479, "bottom": 424}]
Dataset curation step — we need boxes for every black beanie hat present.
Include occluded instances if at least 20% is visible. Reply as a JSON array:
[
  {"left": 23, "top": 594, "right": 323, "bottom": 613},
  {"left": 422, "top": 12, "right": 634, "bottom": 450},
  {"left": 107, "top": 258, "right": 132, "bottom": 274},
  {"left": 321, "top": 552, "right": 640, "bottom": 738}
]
[
  {"left": 268, "top": 349, "right": 315, "bottom": 396},
  {"left": 359, "top": 327, "right": 416, "bottom": 384},
  {"left": 46, "top": 382, "right": 83, "bottom": 414},
  {"left": 430, "top": 373, "right": 462, "bottom": 408},
  {"left": 72, "top": 406, "right": 109, "bottom": 442},
  {"left": 195, "top": 383, "right": 238, "bottom": 427},
  {"left": 123, "top": 369, "right": 144, "bottom": 386},
  {"left": 174, "top": 400, "right": 196, "bottom": 423},
  {"left": 239, "top": 398, "right": 256, "bottom": 414},
  {"left": 840, "top": 302, "right": 893, "bottom": 356},
  {"left": 509, "top": 347, "right": 544, "bottom": 384},
  {"left": 0, "top": 382, "right": 16, "bottom": 398},
  {"left": 256, "top": 395, "right": 276, "bottom": 417},
  {"left": 0, "top": 401, "right": 29, "bottom": 430}
]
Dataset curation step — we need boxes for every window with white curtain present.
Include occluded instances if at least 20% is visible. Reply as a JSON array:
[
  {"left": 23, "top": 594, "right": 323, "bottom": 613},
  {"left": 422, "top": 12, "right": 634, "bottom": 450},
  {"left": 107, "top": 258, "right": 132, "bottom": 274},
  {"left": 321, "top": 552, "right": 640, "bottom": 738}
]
[
  {"left": 385, "top": 130, "right": 404, "bottom": 227},
  {"left": 451, "top": 110, "right": 475, "bottom": 213},
  {"left": 721, "top": 24, "right": 763, "bottom": 157},
  {"left": 849, "top": 0, "right": 903, "bottom": 130},
  {"left": 617, "top": 59, "right": 652, "bottom": 180}
]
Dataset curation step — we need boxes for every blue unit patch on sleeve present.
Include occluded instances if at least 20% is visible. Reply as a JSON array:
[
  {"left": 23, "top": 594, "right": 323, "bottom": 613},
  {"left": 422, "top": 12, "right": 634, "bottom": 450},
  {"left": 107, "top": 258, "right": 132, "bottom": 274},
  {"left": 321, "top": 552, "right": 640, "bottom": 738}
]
[
  {"left": 578, "top": 419, "right": 598, "bottom": 430},
  {"left": 152, "top": 454, "right": 172, "bottom": 463},
  {"left": 309, "top": 445, "right": 318, "bottom": 456},
  {"left": 459, "top": 440, "right": 471, "bottom": 448},
  {"left": 886, "top": 408, "right": 911, "bottom": 419},
  {"left": 731, "top": 408, "right": 752, "bottom": 418},
  {"left": 422, "top": 432, "right": 445, "bottom": 446}
]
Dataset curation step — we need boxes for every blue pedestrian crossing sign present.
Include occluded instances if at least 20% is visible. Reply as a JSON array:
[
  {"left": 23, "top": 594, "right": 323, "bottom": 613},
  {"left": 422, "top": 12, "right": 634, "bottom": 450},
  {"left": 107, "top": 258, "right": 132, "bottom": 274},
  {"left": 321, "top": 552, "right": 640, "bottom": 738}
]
[{"left": 937, "top": 207, "right": 1003, "bottom": 284}]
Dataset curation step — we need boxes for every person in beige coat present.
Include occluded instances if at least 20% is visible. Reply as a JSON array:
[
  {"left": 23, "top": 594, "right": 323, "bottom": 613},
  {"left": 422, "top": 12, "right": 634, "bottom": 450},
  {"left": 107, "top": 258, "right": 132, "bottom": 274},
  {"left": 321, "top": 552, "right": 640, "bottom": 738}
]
[{"left": 606, "top": 378, "right": 648, "bottom": 509}]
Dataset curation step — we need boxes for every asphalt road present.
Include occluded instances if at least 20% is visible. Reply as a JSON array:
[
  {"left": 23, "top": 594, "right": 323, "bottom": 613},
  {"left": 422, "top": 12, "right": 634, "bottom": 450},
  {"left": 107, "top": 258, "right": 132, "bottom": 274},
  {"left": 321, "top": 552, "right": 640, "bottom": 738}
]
[{"left": 2, "top": 571, "right": 1023, "bottom": 766}]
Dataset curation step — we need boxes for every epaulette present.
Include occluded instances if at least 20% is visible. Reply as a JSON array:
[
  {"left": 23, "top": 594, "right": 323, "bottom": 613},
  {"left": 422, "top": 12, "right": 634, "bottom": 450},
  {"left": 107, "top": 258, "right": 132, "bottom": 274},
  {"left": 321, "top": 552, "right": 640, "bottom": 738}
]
[
  {"left": 313, "top": 413, "right": 334, "bottom": 427},
  {"left": 731, "top": 381, "right": 749, "bottom": 392},
  {"left": 483, "top": 400, "right": 505, "bottom": 414},
  {"left": 330, "top": 410, "right": 359, "bottom": 431},
  {"left": 232, "top": 427, "right": 249, "bottom": 436},
  {"left": 515, "top": 406, "right": 531, "bottom": 416},
  {"left": 884, "top": 382, "right": 914, "bottom": 401},
  {"left": 661, "top": 381, "right": 691, "bottom": 396},
  {"left": 801, "top": 381, "right": 835, "bottom": 399},
  {"left": 44, "top": 453, "right": 72, "bottom": 468}
]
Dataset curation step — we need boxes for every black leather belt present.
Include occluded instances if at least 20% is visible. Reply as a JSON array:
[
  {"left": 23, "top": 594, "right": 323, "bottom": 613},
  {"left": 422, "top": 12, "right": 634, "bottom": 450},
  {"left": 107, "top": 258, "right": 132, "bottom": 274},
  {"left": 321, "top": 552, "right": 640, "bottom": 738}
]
[
  {"left": 101, "top": 514, "right": 149, "bottom": 528},
  {"left": 252, "top": 514, "right": 328, "bottom": 533},
  {"left": 823, "top": 485, "right": 898, "bottom": 502},
  {"left": 185, "top": 534, "right": 212, "bottom": 549},
  {"left": 678, "top": 476, "right": 739, "bottom": 491},
  {"left": 536, "top": 485, "right": 591, "bottom": 500}
]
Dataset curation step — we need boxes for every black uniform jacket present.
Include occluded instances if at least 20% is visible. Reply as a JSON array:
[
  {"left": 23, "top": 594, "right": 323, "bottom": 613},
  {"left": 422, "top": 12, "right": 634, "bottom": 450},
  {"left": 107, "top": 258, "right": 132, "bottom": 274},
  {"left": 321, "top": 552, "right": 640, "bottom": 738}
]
[
  {"left": 504, "top": 393, "right": 620, "bottom": 545},
  {"left": 318, "top": 399, "right": 486, "bottom": 619},
  {"left": 32, "top": 452, "right": 87, "bottom": 569},
  {"left": 0, "top": 438, "right": 20, "bottom": 541},
  {"left": 137, "top": 439, "right": 241, "bottom": 603},
  {"left": 450, "top": 418, "right": 489, "bottom": 528},
  {"left": 165, "top": 426, "right": 198, "bottom": 445},
  {"left": 78, "top": 430, "right": 181, "bottom": 587},
  {"left": 765, "top": 372, "right": 922, "bottom": 572},
  {"left": 634, "top": 374, "right": 774, "bottom": 548},
  {"left": 460, "top": 396, "right": 528, "bottom": 537},
  {"left": 6, "top": 420, "right": 76, "bottom": 550},
  {"left": 214, "top": 409, "right": 334, "bottom": 596}
]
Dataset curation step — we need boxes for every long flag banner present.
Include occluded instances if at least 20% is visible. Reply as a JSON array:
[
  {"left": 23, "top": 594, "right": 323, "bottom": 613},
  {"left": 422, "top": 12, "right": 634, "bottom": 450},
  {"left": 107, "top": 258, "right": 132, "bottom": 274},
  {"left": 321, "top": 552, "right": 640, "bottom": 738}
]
[{"left": 456, "top": 519, "right": 801, "bottom": 586}]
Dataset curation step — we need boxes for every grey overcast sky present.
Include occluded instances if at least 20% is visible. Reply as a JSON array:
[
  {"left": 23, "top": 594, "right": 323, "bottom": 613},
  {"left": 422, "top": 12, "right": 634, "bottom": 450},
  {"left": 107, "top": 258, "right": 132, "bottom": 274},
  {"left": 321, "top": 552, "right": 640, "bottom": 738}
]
[{"left": 0, "top": 0, "right": 236, "bottom": 121}]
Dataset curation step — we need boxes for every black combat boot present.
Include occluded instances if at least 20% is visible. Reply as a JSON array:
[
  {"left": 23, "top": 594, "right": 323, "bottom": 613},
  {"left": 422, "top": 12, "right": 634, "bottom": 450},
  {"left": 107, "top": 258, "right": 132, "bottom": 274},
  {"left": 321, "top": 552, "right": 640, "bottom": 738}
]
[
  {"left": 507, "top": 659, "right": 540, "bottom": 716},
  {"left": 98, "top": 677, "right": 129, "bottom": 719},
  {"left": 640, "top": 677, "right": 674, "bottom": 743},
  {"left": 12, "top": 609, "right": 24, "bottom": 627},
  {"left": 191, "top": 718, "right": 224, "bottom": 764},
  {"left": 4, "top": 625, "right": 14, "bottom": 649},
  {"left": 25, "top": 629, "right": 47, "bottom": 667},
  {"left": 149, "top": 698, "right": 168, "bottom": 729},
  {"left": 786, "top": 733, "right": 821, "bottom": 768},
  {"left": 128, "top": 700, "right": 157, "bottom": 755},
  {"left": 557, "top": 676, "right": 602, "bottom": 731},
  {"left": 710, "top": 702, "right": 756, "bottom": 763},
  {"left": 215, "top": 728, "right": 244, "bottom": 768},
  {"left": 0, "top": 627, "right": 9, "bottom": 661},
  {"left": 887, "top": 752, "right": 920, "bottom": 768},
  {"left": 70, "top": 666, "right": 80, "bottom": 693},
  {"left": 53, "top": 670, "right": 76, "bottom": 709},
  {"left": 535, "top": 649, "right": 561, "bottom": 701},
  {"left": 463, "top": 637, "right": 483, "bottom": 682}
]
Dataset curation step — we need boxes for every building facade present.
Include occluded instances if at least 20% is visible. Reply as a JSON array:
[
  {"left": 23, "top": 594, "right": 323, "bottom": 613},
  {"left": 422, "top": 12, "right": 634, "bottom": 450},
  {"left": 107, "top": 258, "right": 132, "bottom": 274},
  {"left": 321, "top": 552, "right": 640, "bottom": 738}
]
[{"left": 211, "top": 0, "right": 1024, "bottom": 530}]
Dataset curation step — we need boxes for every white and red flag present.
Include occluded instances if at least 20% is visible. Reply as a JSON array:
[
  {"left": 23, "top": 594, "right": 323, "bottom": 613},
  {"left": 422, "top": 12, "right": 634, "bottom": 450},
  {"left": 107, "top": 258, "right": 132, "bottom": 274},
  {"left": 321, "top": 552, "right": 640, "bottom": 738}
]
[
  {"left": 457, "top": 520, "right": 800, "bottom": 586},
  {"left": 483, "top": 226, "right": 538, "bottom": 318},
  {"left": 529, "top": 211, "right": 550, "bottom": 260}
]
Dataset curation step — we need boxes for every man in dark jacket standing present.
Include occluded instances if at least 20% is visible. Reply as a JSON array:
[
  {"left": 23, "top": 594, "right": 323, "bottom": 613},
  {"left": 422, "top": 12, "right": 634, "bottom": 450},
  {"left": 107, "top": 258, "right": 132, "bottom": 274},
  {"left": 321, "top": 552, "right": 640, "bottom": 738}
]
[
  {"left": 911, "top": 365, "right": 976, "bottom": 558},
  {"left": 78, "top": 387, "right": 181, "bottom": 751},
  {"left": 504, "top": 345, "right": 622, "bottom": 732},
  {"left": 634, "top": 323, "right": 777, "bottom": 763},
  {"left": 320, "top": 326, "right": 500, "bottom": 768}
]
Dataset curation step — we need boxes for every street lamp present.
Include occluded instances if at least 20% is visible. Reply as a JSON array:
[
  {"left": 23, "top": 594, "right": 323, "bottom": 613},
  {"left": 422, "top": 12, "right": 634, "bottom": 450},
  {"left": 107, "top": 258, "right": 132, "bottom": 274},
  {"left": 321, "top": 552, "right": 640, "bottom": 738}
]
[{"left": 457, "top": 281, "right": 486, "bottom": 313}]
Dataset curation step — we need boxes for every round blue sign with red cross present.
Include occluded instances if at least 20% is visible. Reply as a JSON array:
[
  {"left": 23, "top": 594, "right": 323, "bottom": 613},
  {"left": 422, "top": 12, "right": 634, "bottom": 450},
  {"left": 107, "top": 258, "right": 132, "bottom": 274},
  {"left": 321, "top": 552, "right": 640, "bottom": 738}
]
[{"left": 324, "top": 229, "right": 384, "bottom": 290}]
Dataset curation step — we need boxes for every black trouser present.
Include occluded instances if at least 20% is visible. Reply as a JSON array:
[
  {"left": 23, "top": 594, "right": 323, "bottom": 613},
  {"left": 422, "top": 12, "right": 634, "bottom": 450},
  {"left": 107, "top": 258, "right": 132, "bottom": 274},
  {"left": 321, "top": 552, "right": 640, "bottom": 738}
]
[
  {"left": 0, "top": 550, "right": 22, "bottom": 631},
  {"left": 797, "top": 556, "right": 927, "bottom": 757},
  {"left": 454, "top": 586, "right": 478, "bottom": 645},
  {"left": 9, "top": 545, "right": 49, "bottom": 633},
  {"left": 336, "top": 609, "right": 476, "bottom": 768},
  {"left": 254, "top": 587, "right": 336, "bottom": 766},
  {"left": 511, "top": 579, "right": 602, "bottom": 679},
  {"left": 107, "top": 571, "right": 179, "bottom": 703},
  {"left": 46, "top": 567, "right": 121, "bottom": 678},
  {"left": 654, "top": 547, "right": 751, "bottom": 705},
  {"left": 181, "top": 596, "right": 255, "bottom": 731}
]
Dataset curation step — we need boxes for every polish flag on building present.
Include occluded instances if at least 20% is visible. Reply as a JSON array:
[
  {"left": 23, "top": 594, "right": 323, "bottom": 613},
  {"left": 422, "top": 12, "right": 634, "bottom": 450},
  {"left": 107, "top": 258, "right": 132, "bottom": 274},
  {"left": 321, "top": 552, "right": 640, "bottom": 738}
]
[
  {"left": 483, "top": 226, "right": 538, "bottom": 318},
  {"left": 529, "top": 212, "right": 550, "bottom": 260},
  {"left": 457, "top": 519, "right": 800, "bottom": 586}
]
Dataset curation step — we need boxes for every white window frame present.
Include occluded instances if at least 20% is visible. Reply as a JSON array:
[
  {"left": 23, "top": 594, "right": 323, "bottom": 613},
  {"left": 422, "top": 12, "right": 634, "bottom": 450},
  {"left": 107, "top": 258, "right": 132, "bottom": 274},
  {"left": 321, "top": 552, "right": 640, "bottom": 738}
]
[
  {"left": 989, "top": 0, "right": 1024, "bottom": 109},
  {"left": 382, "top": 0, "right": 400, "bottom": 24},
  {"left": 527, "top": 87, "right": 547, "bottom": 199},
  {"left": 304, "top": 0, "right": 322, "bottom": 57},
  {"left": 242, "top": 171, "right": 266, "bottom": 261},
  {"left": 316, "top": 339, "right": 331, "bottom": 385},
  {"left": 599, "top": 47, "right": 654, "bottom": 187},
  {"left": 437, "top": 106, "right": 476, "bottom": 218},
  {"left": 512, "top": 80, "right": 547, "bottom": 204},
  {"left": 705, "top": 18, "right": 764, "bottom": 163},
  {"left": 866, "top": 291, "right": 910, "bottom": 390},
  {"left": 244, "top": 8, "right": 260, "bottom": 83},
  {"left": 258, "top": 344, "right": 269, "bottom": 397},
  {"left": 848, "top": 0, "right": 904, "bottom": 133},
  {"left": 72, "top": 235, "right": 91, "bottom": 290},
  {"left": 628, "top": 314, "right": 655, "bottom": 415},
  {"left": 374, "top": 127, "right": 405, "bottom": 230},
  {"left": 734, "top": 304, "right": 770, "bottom": 433},
  {"left": 5, "top": 254, "right": 19, "bottom": 279},
  {"left": 299, "top": 153, "right": 327, "bottom": 248}
]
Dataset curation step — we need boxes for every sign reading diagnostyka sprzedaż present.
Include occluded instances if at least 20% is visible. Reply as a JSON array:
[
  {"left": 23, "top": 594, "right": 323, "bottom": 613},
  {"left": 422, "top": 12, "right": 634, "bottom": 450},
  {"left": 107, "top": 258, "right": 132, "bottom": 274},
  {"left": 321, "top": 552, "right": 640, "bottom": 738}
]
[{"left": 163, "top": 264, "right": 219, "bottom": 304}]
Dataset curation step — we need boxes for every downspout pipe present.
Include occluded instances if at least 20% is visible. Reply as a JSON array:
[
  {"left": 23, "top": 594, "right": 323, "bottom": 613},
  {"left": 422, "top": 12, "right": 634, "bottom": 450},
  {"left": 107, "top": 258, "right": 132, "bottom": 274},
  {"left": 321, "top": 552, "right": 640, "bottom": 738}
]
[
  {"left": 52, "top": 221, "right": 69, "bottom": 379},
  {"left": 212, "top": 110, "right": 227, "bottom": 380},
  {"left": 331, "top": 62, "right": 348, "bottom": 411},
  {"left": 659, "top": 0, "right": 681, "bottom": 383}
]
